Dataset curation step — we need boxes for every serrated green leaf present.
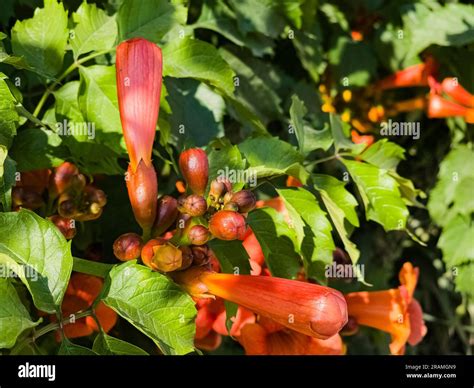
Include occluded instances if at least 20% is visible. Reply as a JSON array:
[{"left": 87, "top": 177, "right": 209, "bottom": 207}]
[
  {"left": 330, "top": 114, "right": 365, "bottom": 153},
  {"left": 238, "top": 136, "right": 308, "bottom": 184},
  {"left": 92, "top": 332, "right": 149, "bottom": 355},
  {"left": 360, "top": 139, "right": 405, "bottom": 170},
  {"left": 454, "top": 263, "right": 474, "bottom": 296},
  {"left": 344, "top": 160, "right": 409, "bottom": 231},
  {"left": 0, "top": 145, "right": 16, "bottom": 211},
  {"left": 293, "top": 24, "right": 325, "bottom": 83},
  {"left": 71, "top": 1, "right": 118, "bottom": 59},
  {"left": 277, "top": 187, "right": 335, "bottom": 284},
  {"left": 207, "top": 138, "right": 246, "bottom": 192},
  {"left": 103, "top": 262, "right": 196, "bottom": 355},
  {"left": 313, "top": 174, "right": 359, "bottom": 227},
  {"left": 437, "top": 214, "right": 474, "bottom": 268},
  {"left": 9, "top": 128, "right": 68, "bottom": 171},
  {"left": 428, "top": 146, "right": 474, "bottom": 226},
  {"left": 0, "top": 74, "right": 20, "bottom": 148},
  {"left": 11, "top": 0, "right": 68, "bottom": 78},
  {"left": 117, "top": 0, "right": 187, "bottom": 42},
  {"left": 0, "top": 278, "right": 41, "bottom": 349},
  {"left": 163, "top": 37, "right": 235, "bottom": 94},
  {"left": 0, "top": 210, "right": 73, "bottom": 313},
  {"left": 78, "top": 65, "right": 125, "bottom": 156},
  {"left": 247, "top": 207, "right": 301, "bottom": 279},
  {"left": 194, "top": 0, "right": 274, "bottom": 57}
]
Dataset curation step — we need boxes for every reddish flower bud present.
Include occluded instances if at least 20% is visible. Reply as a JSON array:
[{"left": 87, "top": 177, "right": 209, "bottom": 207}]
[
  {"left": 177, "top": 194, "right": 207, "bottom": 217},
  {"left": 222, "top": 192, "right": 233, "bottom": 204},
  {"left": 231, "top": 190, "right": 256, "bottom": 213},
  {"left": 427, "top": 94, "right": 469, "bottom": 119},
  {"left": 209, "top": 179, "right": 226, "bottom": 201},
  {"left": 12, "top": 187, "right": 44, "bottom": 210},
  {"left": 441, "top": 78, "right": 474, "bottom": 108},
  {"left": 209, "top": 210, "right": 247, "bottom": 240},
  {"left": 57, "top": 194, "right": 77, "bottom": 218},
  {"left": 178, "top": 246, "right": 194, "bottom": 271},
  {"left": 17, "top": 169, "right": 51, "bottom": 194},
  {"left": 152, "top": 195, "right": 179, "bottom": 237},
  {"left": 83, "top": 186, "right": 107, "bottom": 208},
  {"left": 222, "top": 202, "right": 239, "bottom": 211},
  {"left": 179, "top": 148, "right": 209, "bottom": 195},
  {"left": 340, "top": 316, "right": 359, "bottom": 336},
  {"left": 116, "top": 38, "right": 163, "bottom": 172},
  {"left": 141, "top": 238, "right": 183, "bottom": 272},
  {"left": 49, "top": 162, "right": 79, "bottom": 199},
  {"left": 49, "top": 215, "right": 76, "bottom": 239},
  {"left": 173, "top": 267, "right": 348, "bottom": 339},
  {"left": 126, "top": 160, "right": 158, "bottom": 232},
  {"left": 188, "top": 225, "right": 210, "bottom": 245},
  {"left": 191, "top": 245, "right": 211, "bottom": 266},
  {"left": 113, "top": 233, "right": 143, "bottom": 261}
]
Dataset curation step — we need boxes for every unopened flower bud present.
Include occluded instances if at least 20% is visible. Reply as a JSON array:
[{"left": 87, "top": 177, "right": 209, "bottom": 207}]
[
  {"left": 49, "top": 162, "right": 79, "bottom": 199},
  {"left": 179, "top": 148, "right": 209, "bottom": 196},
  {"left": 49, "top": 215, "right": 76, "bottom": 239},
  {"left": 340, "top": 316, "right": 359, "bottom": 336},
  {"left": 152, "top": 195, "right": 178, "bottom": 237},
  {"left": 113, "top": 233, "right": 143, "bottom": 261},
  {"left": 231, "top": 190, "right": 256, "bottom": 213},
  {"left": 188, "top": 225, "right": 210, "bottom": 245},
  {"left": 12, "top": 187, "right": 44, "bottom": 210},
  {"left": 178, "top": 246, "right": 194, "bottom": 271},
  {"left": 191, "top": 245, "right": 211, "bottom": 266},
  {"left": 57, "top": 194, "right": 77, "bottom": 218},
  {"left": 177, "top": 194, "right": 207, "bottom": 217},
  {"left": 209, "top": 210, "right": 247, "bottom": 240},
  {"left": 141, "top": 239, "right": 182, "bottom": 272},
  {"left": 222, "top": 202, "right": 239, "bottom": 211}
]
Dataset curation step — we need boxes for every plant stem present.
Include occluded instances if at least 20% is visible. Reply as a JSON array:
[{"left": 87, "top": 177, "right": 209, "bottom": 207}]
[
  {"left": 305, "top": 152, "right": 353, "bottom": 168},
  {"left": 32, "top": 49, "right": 114, "bottom": 118},
  {"left": 72, "top": 256, "right": 114, "bottom": 278},
  {"left": 32, "top": 310, "right": 92, "bottom": 341}
]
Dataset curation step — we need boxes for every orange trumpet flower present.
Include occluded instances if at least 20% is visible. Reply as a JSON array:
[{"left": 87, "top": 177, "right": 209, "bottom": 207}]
[
  {"left": 345, "top": 262, "right": 427, "bottom": 355},
  {"left": 376, "top": 57, "right": 437, "bottom": 90},
  {"left": 441, "top": 78, "right": 474, "bottom": 108},
  {"left": 116, "top": 37, "right": 163, "bottom": 172},
  {"left": 173, "top": 267, "right": 348, "bottom": 339},
  {"left": 427, "top": 94, "right": 474, "bottom": 123},
  {"left": 239, "top": 316, "right": 344, "bottom": 355}
]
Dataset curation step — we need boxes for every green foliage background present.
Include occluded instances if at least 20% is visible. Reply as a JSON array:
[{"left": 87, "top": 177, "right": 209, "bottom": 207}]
[{"left": 0, "top": 0, "right": 473, "bottom": 355}]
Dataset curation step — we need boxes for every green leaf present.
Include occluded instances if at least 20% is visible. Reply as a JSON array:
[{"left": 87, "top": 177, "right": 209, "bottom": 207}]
[
  {"left": 328, "top": 37, "right": 377, "bottom": 87},
  {"left": 247, "top": 207, "right": 301, "bottom": 279},
  {"left": 0, "top": 145, "right": 16, "bottom": 211},
  {"left": 238, "top": 136, "right": 308, "bottom": 184},
  {"left": 428, "top": 146, "right": 474, "bottom": 226},
  {"left": 360, "top": 139, "right": 405, "bottom": 170},
  {"left": 207, "top": 138, "right": 246, "bottom": 192},
  {"left": 92, "top": 332, "right": 149, "bottom": 355},
  {"left": 219, "top": 47, "right": 283, "bottom": 124},
  {"left": 11, "top": 0, "right": 68, "bottom": 78},
  {"left": 70, "top": 1, "right": 118, "bottom": 59},
  {"left": 58, "top": 339, "right": 97, "bottom": 355},
  {"left": 389, "top": 171, "right": 426, "bottom": 208},
  {"left": 437, "top": 214, "right": 474, "bottom": 268},
  {"left": 313, "top": 174, "right": 359, "bottom": 227},
  {"left": 9, "top": 128, "right": 68, "bottom": 172},
  {"left": 118, "top": 0, "right": 187, "bottom": 42},
  {"left": 0, "top": 278, "right": 41, "bottom": 349},
  {"left": 0, "top": 210, "right": 73, "bottom": 313},
  {"left": 289, "top": 95, "right": 333, "bottom": 153},
  {"left": 277, "top": 188, "right": 335, "bottom": 284},
  {"left": 228, "top": 0, "right": 286, "bottom": 38},
  {"left": 165, "top": 78, "right": 225, "bottom": 147},
  {"left": 330, "top": 114, "right": 365, "bottom": 153},
  {"left": 454, "top": 263, "right": 474, "bottom": 297},
  {"left": 208, "top": 239, "right": 251, "bottom": 275},
  {"left": 403, "top": 3, "right": 474, "bottom": 58},
  {"left": 223, "top": 94, "right": 268, "bottom": 135},
  {"left": 0, "top": 74, "right": 20, "bottom": 148},
  {"left": 54, "top": 81, "right": 122, "bottom": 174},
  {"left": 343, "top": 160, "right": 409, "bottom": 231},
  {"left": 103, "top": 262, "right": 196, "bottom": 355},
  {"left": 293, "top": 24, "right": 325, "bottom": 83},
  {"left": 0, "top": 35, "right": 31, "bottom": 71},
  {"left": 194, "top": 0, "right": 274, "bottom": 57},
  {"left": 78, "top": 65, "right": 125, "bottom": 156},
  {"left": 163, "top": 37, "right": 235, "bottom": 94}
]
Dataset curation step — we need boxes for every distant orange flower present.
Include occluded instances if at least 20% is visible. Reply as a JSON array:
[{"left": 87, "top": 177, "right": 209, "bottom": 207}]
[
  {"left": 351, "top": 130, "right": 374, "bottom": 149},
  {"left": 427, "top": 94, "right": 474, "bottom": 123},
  {"left": 239, "top": 316, "right": 344, "bottom": 355},
  {"left": 441, "top": 78, "right": 474, "bottom": 108},
  {"left": 345, "top": 262, "right": 427, "bottom": 355},
  {"left": 286, "top": 176, "right": 303, "bottom": 187},
  {"left": 54, "top": 273, "right": 117, "bottom": 339},
  {"left": 376, "top": 57, "right": 437, "bottom": 90}
]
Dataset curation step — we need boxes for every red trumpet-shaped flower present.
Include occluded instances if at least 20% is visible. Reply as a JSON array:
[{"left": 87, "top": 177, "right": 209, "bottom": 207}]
[
  {"left": 116, "top": 38, "right": 163, "bottom": 172},
  {"left": 427, "top": 94, "right": 474, "bottom": 123},
  {"left": 376, "top": 57, "right": 437, "bottom": 90},
  {"left": 345, "top": 262, "right": 427, "bottom": 355},
  {"left": 126, "top": 160, "right": 158, "bottom": 233},
  {"left": 173, "top": 267, "right": 348, "bottom": 339},
  {"left": 441, "top": 78, "right": 474, "bottom": 108}
]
